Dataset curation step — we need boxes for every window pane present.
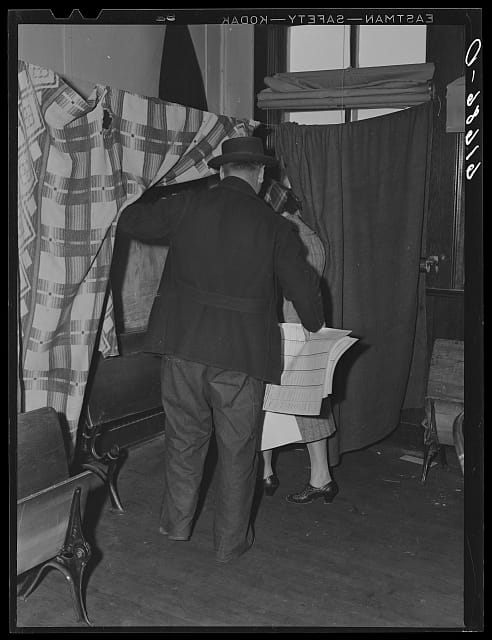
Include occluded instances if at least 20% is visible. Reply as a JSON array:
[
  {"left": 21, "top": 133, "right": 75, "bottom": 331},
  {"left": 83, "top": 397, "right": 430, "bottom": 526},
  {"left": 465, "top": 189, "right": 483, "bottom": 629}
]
[
  {"left": 287, "top": 25, "right": 350, "bottom": 124},
  {"left": 358, "top": 25, "right": 427, "bottom": 66},
  {"left": 356, "top": 25, "right": 426, "bottom": 120},
  {"left": 285, "top": 25, "right": 427, "bottom": 123},
  {"left": 288, "top": 25, "right": 350, "bottom": 71},
  {"left": 356, "top": 107, "right": 404, "bottom": 121},
  {"left": 287, "top": 110, "right": 345, "bottom": 125}
]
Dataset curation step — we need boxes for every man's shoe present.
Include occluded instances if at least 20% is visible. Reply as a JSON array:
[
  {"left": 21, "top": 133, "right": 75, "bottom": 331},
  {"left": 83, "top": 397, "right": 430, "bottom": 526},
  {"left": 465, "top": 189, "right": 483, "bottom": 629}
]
[
  {"left": 286, "top": 480, "right": 339, "bottom": 504},
  {"left": 215, "top": 531, "right": 255, "bottom": 563}
]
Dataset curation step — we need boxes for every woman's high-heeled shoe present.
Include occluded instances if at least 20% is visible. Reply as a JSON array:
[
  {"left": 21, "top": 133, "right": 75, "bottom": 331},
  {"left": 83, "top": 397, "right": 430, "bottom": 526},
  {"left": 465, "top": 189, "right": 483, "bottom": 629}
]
[
  {"left": 263, "top": 473, "right": 280, "bottom": 496},
  {"left": 286, "top": 480, "right": 339, "bottom": 504}
]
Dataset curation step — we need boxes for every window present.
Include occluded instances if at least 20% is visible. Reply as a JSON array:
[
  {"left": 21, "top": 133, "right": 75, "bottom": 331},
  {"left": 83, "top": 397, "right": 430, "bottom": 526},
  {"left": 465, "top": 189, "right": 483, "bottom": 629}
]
[
  {"left": 287, "top": 25, "right": 350, "bottom": 125},
  {"left": 356, "top": 26, "right": 427, "bottom": 121},
  {"left": 285, "top": 25, "right": 427, "bottom": 125},
  {"left": 287, "top": 26, "right": 350, "bottom": 125}
]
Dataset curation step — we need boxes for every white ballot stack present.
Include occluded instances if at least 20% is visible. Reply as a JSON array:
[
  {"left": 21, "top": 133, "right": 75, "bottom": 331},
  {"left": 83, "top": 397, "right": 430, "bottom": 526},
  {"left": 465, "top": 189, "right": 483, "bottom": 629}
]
[{"left": 261, "top": 323, "right": 358, "bottom": 451}]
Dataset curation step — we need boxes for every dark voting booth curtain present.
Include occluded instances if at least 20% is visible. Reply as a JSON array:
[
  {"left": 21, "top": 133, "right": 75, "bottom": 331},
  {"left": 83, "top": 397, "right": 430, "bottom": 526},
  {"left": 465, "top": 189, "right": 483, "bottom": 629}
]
[{"left": 275, "top": 103, "right": 431, "bottom": 463}]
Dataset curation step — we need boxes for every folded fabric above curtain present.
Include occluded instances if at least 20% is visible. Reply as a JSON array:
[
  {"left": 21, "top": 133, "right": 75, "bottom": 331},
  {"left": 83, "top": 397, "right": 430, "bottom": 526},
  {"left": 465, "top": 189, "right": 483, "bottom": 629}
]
[{"left": 257, "top": 62, "right": 435, "bottom": 111}]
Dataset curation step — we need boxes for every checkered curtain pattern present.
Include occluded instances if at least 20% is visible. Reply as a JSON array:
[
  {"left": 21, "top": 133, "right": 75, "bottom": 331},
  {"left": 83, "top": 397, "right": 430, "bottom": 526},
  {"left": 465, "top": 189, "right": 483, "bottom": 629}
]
[{"left": 18, "top": 60, "right": 256, "bottom": 449}]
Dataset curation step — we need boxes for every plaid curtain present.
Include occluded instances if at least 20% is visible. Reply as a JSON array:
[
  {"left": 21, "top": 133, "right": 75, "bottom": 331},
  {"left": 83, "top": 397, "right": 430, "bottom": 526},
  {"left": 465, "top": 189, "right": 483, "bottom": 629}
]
[{"left": 18, "top": 60, "right": 256, "bottom": 450}]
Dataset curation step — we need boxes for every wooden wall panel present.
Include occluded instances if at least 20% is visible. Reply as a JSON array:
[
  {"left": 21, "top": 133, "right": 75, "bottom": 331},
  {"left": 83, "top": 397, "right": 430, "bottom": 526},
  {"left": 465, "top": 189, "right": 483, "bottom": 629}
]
[
  {"left": 222, "top": 25, "right": 254, "bottom": 120},
  {"left": 425, "top": 25, "right": 465, "bottom": 292},
  {"left": 423, "top": 25, "right": 465, "bottom": 396},
  {"left": 18, "top": 24, "right": 166, "bottom": 98},
  {"left": 425, "top": 289, "right": 464, "bottom": 361}
]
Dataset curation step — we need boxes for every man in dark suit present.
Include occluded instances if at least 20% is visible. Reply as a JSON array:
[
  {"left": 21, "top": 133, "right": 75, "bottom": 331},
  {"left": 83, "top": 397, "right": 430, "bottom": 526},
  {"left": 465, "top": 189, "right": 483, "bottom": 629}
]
[{"left": 118, "top": 136, "right": 324, "bottom": 562}]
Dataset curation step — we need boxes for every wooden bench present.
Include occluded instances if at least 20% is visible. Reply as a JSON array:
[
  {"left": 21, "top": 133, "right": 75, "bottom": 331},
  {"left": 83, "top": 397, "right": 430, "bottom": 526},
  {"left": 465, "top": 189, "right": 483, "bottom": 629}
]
[{"left": 16, "top": 407, "right": 106, "bottom": 626}]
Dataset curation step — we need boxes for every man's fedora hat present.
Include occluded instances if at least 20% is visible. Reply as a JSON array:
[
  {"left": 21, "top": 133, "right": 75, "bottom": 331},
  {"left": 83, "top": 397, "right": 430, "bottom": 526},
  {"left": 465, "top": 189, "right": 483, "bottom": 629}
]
[{"left": 208, "top": 136, "right": 278, "bottom": 169}]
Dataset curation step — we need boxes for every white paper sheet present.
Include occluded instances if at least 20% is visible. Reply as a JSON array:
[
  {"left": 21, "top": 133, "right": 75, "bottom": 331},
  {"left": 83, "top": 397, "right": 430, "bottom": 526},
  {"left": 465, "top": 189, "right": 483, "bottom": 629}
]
[
  {"left": 260, "top": 412, "right": 303, "bottom": 451},
  {"left": 263, "top": 323, "right": 358, "bottom": 415}
]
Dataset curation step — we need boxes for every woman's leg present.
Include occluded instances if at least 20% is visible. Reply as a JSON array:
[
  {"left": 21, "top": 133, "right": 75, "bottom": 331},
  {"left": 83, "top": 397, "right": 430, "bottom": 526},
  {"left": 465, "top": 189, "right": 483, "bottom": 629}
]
[
  {"left": 286, "top": 438, "right": 338, "bottom": 504},
  {"left": 262, "top": 449, "right": 274, "bottom": 479},
  {"left": 285, "top": 437, "right": 338, "bottom": 503},
  {"left": 306, "top": 438, "right": 332, "bottom": 487}
]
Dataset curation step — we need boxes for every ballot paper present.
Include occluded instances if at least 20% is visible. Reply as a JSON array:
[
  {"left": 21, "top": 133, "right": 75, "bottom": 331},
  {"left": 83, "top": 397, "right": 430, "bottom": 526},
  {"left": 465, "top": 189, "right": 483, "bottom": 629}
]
[
  {"left": 262, "top": 323, "right": 358, "bottom": 416},
  {"left": 260, "top": 412, "right": 303, "bottom": 451}
]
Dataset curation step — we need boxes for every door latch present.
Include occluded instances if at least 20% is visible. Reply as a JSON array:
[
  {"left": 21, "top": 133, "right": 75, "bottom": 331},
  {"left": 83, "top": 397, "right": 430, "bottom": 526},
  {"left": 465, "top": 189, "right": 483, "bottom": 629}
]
[{"left": 419, "top": 255, "right": 442, "bottom": 274}]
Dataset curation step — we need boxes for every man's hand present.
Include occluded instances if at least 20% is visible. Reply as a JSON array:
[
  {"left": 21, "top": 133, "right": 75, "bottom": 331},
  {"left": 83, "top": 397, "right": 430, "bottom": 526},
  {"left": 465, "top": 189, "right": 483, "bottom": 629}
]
[{"left": 303, "top": 323, "right": 326, "bottom": 341}]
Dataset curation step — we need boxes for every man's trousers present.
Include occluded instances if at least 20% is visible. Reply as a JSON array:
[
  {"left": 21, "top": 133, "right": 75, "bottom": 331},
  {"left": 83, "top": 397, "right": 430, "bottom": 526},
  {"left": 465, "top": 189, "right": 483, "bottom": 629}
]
[{"left": 159, "top": 355, "right": 265, "bottom": 562}]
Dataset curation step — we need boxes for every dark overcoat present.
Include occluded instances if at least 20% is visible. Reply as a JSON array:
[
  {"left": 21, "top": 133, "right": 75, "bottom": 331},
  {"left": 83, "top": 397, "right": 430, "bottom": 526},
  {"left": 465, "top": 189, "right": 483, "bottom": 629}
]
[{"left": 118, "top": 176, "right": 324, "bottom": 383}]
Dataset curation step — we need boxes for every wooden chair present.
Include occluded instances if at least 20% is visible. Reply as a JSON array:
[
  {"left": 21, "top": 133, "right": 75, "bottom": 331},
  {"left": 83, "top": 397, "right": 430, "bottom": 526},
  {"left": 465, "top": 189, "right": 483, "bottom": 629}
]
[
  {"left": 16, "top": 407, "right": 105, "bottom": 626},
  {"left": 421, "top": 339, "right": 464, "bottom": 483}
]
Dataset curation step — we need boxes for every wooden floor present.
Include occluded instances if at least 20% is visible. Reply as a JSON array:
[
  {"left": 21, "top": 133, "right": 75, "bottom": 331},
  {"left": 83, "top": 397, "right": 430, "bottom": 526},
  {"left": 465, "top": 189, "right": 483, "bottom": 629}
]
[{"left": 14, "top": 424, "right": 464, "bottom": 630}]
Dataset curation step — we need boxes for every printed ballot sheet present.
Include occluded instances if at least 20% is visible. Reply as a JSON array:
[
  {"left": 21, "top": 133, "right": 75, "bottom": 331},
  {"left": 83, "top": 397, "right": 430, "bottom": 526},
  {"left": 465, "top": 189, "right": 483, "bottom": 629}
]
[{"left": 262, "top": 323, "right": 358, "bottom": 416}]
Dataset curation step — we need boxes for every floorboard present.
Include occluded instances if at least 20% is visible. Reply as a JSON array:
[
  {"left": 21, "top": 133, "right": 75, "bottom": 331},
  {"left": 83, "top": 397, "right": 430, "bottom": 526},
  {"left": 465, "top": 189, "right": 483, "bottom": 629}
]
[{"left": 14, "top": 424, "right": 464, "bottom": 630}]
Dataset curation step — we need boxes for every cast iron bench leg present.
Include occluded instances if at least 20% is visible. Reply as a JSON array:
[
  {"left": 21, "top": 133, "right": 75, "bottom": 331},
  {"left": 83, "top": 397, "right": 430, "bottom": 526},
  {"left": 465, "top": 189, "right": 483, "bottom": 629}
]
[
  {"left": 80, "top": 423, "right": 125, "bottom": 513},
  {"left": 19, "top": 487, "right": 93, "bottom": 626},
  {"left": 82, "top": 456, "right": 125, "bottom": 513}
]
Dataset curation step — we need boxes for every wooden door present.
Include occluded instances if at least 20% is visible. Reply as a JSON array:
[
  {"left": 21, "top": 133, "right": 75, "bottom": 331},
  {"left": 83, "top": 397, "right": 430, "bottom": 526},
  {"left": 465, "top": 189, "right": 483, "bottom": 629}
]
[{"left": 425, "top": 26, "right": 465, "bottom": 356}]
